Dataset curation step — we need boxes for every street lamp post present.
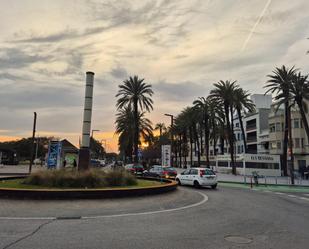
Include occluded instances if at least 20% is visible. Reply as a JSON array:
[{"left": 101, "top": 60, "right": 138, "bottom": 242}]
[
  {"left": 165, "top": 113, "right": 174, "bottom": 167},
  {"left": 91, "top": 129, "right": 100, "bottom": 138}
]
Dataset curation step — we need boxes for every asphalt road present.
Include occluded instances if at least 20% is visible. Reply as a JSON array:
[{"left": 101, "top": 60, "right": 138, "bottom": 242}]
[{"left": 0, "top": 186, "right": 309, "bottom": 249}]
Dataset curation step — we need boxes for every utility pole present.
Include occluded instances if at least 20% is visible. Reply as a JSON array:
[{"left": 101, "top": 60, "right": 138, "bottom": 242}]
[{"left": 29, "top": 112, "right": 37, "bottom": 174}]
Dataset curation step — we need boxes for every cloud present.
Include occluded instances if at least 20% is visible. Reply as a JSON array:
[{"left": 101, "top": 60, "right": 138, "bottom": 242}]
[
  {"left": 110, "top": 65, "right": 128, "bottom": 79},
  {"left": 154, "top": 80, "right": 208, "bottom": 102},
  {"left": 0, "top": 48, "right": 51, "bottom": 69}
]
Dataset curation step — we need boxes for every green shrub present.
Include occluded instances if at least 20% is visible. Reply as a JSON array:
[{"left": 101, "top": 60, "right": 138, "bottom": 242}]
[{"left": 23, "top": 169, "right": 136, "bottom": 188}]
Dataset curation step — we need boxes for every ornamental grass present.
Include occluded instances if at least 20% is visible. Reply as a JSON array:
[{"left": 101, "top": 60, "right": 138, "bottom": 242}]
[{"left": 23, "top": 168, "right": 137, "bottom": 188}]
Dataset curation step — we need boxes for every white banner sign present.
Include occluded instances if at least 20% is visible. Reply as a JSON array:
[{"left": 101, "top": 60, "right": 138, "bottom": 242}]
[{"left": 161, "top": 145, "right": 171, "bottom": 167}]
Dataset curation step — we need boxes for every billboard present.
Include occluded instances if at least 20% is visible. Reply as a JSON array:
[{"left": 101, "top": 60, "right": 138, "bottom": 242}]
[
  {"left": 161, "top": 145, "right": 171, "bottom": 167},
  {"left": 47, "top": 141, "right": 62, "bottom": 169}
]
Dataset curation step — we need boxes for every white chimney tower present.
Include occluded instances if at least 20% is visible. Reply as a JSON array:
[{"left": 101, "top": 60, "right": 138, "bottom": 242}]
[{"left": 78, "top": 71, "right": 94, "bottom": 170}]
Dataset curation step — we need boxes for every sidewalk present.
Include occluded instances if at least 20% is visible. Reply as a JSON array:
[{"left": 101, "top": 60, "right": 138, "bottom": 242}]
[
  {"left": 175, "top": 168, "right": 309, "bottom": 186},
  {"left": 0, "top": 165, "right": 41, "bottom": 178}
]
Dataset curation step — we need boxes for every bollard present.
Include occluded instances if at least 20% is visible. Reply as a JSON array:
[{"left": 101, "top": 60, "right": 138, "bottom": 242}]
[
  {"left": 275, "top": 176, "right": 277, "bottom": 185},
  {"left": 250, "top": 177, "right": 253, "bottom": 188},
  {"left": 264, "top": 176, "right": 267, "bottom": 186}
]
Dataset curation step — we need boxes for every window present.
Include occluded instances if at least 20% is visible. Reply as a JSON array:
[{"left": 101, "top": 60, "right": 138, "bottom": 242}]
[
  {"left": 270, "top": 142, "right": 277, "bottom": 149},
  {"left": 269, "top": 123, "right": 275, "bottom": 133},
  {"left": 276, "top": 141, "right": 281, "bottom": 150},
  {"left": 294, "top": 119, "right": 300, "bottom": 129},
  {"left": 189, "top": 169, "right": 198, "bottom": 175},
  {"left": 295, "top": 138, "right": 300, "bottom": 148},
  {"left": 182, "top": 169, "right": 190, "bottom": 175},
  {"left": 275, "top": 122, "right": 281, "bottom": 131},
  {"left": 236, "top": 123, "right": 239, "bottom": 128}
]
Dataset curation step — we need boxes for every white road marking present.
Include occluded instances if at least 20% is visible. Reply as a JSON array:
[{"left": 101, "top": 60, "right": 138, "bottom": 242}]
[
  {"left": 274, "top": 192, "right": 284, "bottom": 195},
  {"left": 299, "top": 197, "right": 309, "bottom": 201},
  {"left": 287, "top": 195, "right": 297, "bottom": 198},
  {"left": 83, "top": 192, "right": 208, "bottom": 219},
  {"left": 0, "top": 192, "right": 208, "bottom": 221}
]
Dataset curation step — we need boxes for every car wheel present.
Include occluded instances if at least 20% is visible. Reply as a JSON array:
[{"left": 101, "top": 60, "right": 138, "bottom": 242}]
[
  {"left": 211, "top": 184, "right": 217, "bottom": 189},
  {"left": 176, "top": 179, "right": 181, "bottom": 186},
  {"left": 193, "top": 181, "right": 200, "bottom": 188}
]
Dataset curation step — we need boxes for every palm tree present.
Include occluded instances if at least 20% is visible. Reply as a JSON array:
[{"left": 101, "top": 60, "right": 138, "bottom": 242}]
[
  {"left": 155, "top": 123, "right": 166, "bottom": 137},
  {"left": 115, "top": 106, "right": 153, "bottom": 162},
  {"left": 116, "top": 76, "right": 153, "bottom": 163},
  {"left": 290, "top": 72, "right": 309, "bottom": 143},
  {"left": 233, "top": 88, "right": 256, "bottom": 153},
  {"left": 193, "top": 97, "right": 210, "bottom": 166},
  {"left": 207, "top": 97, "right": 225, "bottom": 156},
  {"left": 265, "top": 65, "right": 297, "bottom": 182},
  {"left": 210, "top": 80, "right": 238, "bottom": 174}
]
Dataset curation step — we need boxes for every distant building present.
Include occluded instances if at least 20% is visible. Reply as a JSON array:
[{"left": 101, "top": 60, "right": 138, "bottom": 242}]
[
  {"left": 0, "top": 149, "right": 19, "bottom": 165},
  {"left": 227, "top": 94, "right": 272, "bottom": 155},
  {"left": 268, "top": 102, "right": 309, "bottom": 171}
]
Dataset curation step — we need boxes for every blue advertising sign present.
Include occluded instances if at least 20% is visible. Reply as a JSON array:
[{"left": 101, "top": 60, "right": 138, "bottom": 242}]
[{"left": 47, "top": 141, "right": 60, "bottom": 168}]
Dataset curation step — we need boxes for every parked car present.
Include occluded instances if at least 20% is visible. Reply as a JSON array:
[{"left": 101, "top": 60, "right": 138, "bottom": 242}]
[
  {"left": 144, "top": 165, "right": 177, "bottom": 179},
  {"left": 90, "top": 159, "right": 101, "bottom": 167},
  {"left": 124, "top": 164, "right": 144, "bottom": 175},
  {"left": 175, "top": 168, "right": 217, "bottom": 189}
]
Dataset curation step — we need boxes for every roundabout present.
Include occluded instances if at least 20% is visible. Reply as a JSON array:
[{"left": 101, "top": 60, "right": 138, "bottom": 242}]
[
  {"left": 0, "top": 187, "right": 206, "bottom": 219},
  {"left": 1, "top": 186, "right": 309, "bottom": 249}
]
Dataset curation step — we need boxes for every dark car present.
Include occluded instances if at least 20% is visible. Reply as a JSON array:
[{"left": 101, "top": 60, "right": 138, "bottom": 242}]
[
  {"left": 144, "top": 165, "right": 177, "bottom": 179},
  {"left": 125, "top": 164, "right": 145, "bottom": 175}
]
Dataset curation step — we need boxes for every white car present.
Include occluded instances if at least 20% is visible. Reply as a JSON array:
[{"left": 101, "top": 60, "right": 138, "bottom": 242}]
[{"left": 175, "top": 168, "right": 218, "bottom": 189}]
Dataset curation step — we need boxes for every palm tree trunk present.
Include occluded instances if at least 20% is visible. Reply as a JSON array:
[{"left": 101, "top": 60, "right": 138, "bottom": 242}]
[
  {"left": 297, "top": 100, "right": 309, "bottom": 144},
  {"left": 200, "top": 125, "right": 203, "bottom": 156},
  {"left": 205, "top": 118, "right": 210, "bottom": 166},
  {"left": 237, "top": 108, "right": 247, "bottom": 153},
  {"left": 175, "top": 138, "right": 178, "bottom": 167},
  {"left": 211, "top": 119, "right": 217, "bottom": 156},
  {"left": 226, "top": 104, "right": 236, "bottom": 175},
  {"left": 193, "top": 124, "right": 201, "bottom": 167},
  {"left": 220, "top": 134, "right": 224, "bottom": 155},
  {"left": 179, "top": 134, "right": 182, "bottom": 168},
  {"left": 288, "top": 106, "right": 295, "bottom": 185},
  {"left": 184, "top": 131, "right": 188, "bottom": 167},
  {"left": 133, "top": 98, "right": 139, "bottom": 163},
  {"left": 189, "top": 128, "right": 193, "bottom": 167},
  {"left": 282, "top": 101, "right": 289, "bottom": 176}
]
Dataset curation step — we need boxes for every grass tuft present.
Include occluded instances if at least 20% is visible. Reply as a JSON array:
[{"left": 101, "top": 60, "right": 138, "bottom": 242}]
[{"left": 22, "top": 169, "right": 137, "bottom": 188}]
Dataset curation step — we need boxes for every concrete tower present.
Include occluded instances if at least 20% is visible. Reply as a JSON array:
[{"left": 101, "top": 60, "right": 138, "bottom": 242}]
[{"left": 78, "top": 71, "right": 95, "bottom": 170}]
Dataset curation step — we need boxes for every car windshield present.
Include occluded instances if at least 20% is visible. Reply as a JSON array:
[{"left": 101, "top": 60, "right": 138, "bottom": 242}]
[
  {"left": 164, "top": 167, "right": 176, "bottom": 171},
  {"left": 134, "top": 165, "right": 143, "bottom": 169}
]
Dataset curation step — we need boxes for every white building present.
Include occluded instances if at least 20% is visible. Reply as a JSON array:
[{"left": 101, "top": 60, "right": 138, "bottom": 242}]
[{"left": 268, "top": 102, "right": 309, "bottom": 171}]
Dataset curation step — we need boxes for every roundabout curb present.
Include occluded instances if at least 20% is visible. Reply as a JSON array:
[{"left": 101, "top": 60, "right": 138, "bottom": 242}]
[{"left": 0, "top": 177, "right": 178, "bottom": 199}]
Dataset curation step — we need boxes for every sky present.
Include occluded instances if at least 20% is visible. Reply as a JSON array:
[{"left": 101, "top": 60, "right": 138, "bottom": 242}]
[{"left": 0, "top": 0, "right": 308, "bottom": 152}]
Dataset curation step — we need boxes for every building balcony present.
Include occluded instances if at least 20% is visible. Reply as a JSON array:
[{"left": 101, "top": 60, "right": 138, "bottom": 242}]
[
  {"left": 246, "top": 124, "right": 257, "bottom": 131},
  {"left": 247, "top": 137, "right": 257, "bottom": 143}
]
